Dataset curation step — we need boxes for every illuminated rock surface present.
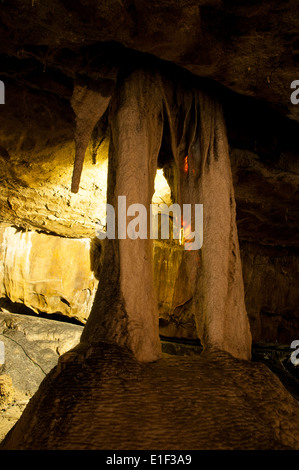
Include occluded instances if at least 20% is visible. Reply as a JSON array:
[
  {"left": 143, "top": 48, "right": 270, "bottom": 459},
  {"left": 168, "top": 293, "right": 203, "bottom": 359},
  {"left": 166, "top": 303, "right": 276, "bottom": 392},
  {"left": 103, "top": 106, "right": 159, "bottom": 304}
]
[{"left": 0, "top": 225, "right": 99, "bottom": 323}]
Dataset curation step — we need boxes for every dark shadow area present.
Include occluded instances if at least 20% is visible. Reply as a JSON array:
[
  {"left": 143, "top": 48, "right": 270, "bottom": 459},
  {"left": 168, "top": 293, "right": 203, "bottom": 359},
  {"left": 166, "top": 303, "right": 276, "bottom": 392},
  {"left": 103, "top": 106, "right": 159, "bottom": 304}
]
[
  {"left": 252, "top": 342, "right": 299, "bottom": 401},
  {"left": 89, "top": 236, "right": 102, "bottom": 281},
  {"left": 0, "top": 297, "right": 84, "bottom": 326}
]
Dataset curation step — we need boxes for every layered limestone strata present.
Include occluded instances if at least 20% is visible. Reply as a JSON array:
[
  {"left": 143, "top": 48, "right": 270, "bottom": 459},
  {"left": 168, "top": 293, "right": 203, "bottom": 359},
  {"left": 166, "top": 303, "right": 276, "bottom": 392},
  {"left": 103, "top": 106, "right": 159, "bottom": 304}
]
[{"left": 0, "top": 225, "right": 98, "bottom": 323}]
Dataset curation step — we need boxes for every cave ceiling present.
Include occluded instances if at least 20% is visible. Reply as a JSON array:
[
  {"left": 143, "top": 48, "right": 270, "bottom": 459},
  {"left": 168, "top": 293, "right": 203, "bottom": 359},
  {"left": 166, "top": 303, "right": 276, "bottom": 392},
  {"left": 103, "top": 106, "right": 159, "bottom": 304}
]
[{"left": 1, "top": 0, "right": 299, "bottom": 120}]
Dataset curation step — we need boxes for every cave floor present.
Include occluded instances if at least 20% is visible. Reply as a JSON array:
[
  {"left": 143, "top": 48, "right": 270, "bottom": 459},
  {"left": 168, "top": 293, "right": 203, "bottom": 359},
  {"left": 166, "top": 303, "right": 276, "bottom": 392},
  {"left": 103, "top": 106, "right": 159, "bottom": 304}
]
[{"left": 1, "top": 342, "right": 299, "bottom": 450}]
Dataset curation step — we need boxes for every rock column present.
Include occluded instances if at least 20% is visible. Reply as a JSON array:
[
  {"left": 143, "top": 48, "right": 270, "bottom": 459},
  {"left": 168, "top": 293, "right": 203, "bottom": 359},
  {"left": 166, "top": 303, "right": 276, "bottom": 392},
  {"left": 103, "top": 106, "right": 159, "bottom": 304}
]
[{"left": 82, "top": 67, "right": 252, "bottom": 361}]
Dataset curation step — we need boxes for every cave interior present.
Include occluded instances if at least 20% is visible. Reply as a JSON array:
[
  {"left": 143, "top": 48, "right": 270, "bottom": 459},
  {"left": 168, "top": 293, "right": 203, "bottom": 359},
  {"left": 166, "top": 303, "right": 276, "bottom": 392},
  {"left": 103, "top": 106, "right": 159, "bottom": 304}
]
[{"left": 0, "top": 0, "right": 299, "bottom": 451}]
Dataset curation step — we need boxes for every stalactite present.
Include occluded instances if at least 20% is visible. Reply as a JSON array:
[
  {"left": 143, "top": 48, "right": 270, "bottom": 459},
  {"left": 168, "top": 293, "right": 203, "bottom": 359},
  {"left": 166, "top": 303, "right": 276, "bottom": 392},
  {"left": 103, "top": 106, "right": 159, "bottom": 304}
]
[{"left": 70, "top": 82, "right": 114, "bottom": 193}]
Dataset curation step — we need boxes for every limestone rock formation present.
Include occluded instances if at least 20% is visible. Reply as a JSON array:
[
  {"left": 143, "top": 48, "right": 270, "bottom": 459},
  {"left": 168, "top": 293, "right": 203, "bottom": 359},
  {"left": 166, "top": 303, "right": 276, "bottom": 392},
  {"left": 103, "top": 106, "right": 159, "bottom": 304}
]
[
  {"left": 0, "top": 0, "right": 299, "bottom": 124},
  {"left": 241, "top": 242, "right": 299, "bottom": 344},
  {"left": 0, "top": 224, "right": 99, "bottom": 323},
  {"left": 80, "top": 65, "right": 251, "bottom": 362},
  {"left": 0, "top": 0, "right": 298, "bottom": 451},
  {"left": 0, "top": 82, "right": 109, "bottom": 238},
  {"left": 0, "top": 312, "right": 83, "bottom": 394},
  {"left": 0, "top": 223, "right": 297, "bottom": 347},
  {"left": 0, "top": 374, "right": 13, "bottom": 408},
  {"left": 154, "top": 243, "right": 196, "bottom": 339}
]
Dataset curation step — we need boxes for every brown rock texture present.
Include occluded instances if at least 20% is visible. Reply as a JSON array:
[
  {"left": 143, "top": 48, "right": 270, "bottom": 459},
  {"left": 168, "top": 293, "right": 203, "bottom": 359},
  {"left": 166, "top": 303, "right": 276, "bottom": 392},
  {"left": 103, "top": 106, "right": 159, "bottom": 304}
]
[
  {"left": 1, "top": 343, "right": 299, "bottom": 450},
  {"left": 0, "top": 0, "right": 298, "bottom": 452},
  {"left": 0, "top": 53, "right": 298, "bottom": 249},
  {"left": 154, "top": 243, "right": 196, "bottom": 339},
  {"left": 0, "top": 0, "right": 299, "bottom": 123},
  {"left": 155, "top": 241, "right": 299, "bottom": 345},
  {"left": 241, "top": 242, "right": 299, "bottom": 344},
  {"left": 230, "top": 147, "right": 299, "bottom": 247},
  {"left": 0, "top": 312, "right": 83, "bottom": 442}
]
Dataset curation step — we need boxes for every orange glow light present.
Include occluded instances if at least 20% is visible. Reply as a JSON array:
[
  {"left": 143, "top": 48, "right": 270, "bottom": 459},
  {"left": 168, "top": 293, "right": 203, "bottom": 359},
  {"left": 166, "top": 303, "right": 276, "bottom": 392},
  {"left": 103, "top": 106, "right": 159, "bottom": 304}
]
[
  {"left": 180, "top": 217, "right": 192, "bottom": 247},
  {"left": 183, "top": 155, "right": 188, "bottom": 174}
]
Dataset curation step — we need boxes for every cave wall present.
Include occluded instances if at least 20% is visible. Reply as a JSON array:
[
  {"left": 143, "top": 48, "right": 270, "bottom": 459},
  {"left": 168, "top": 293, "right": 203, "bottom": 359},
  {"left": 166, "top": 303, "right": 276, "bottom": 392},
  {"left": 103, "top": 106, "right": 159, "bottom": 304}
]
[
  {"left": 0, "top": 224, "right": 98, "bottom": 323},
  {"left": 1, "top": 0, "right": 299, "bottom": 124},
  {"left": 241, "top": 242, "right": 299, "bottom": 344},
  {"left": 156, "top": 240, "right": 299, "bottom": 344}
]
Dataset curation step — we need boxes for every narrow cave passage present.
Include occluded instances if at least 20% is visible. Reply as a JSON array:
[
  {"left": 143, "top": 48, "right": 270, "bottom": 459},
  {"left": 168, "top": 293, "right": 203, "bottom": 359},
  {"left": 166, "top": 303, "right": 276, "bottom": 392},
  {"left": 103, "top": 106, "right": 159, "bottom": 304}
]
[{"left": 152, "top": 130, "right": 199, "bottom": 343}]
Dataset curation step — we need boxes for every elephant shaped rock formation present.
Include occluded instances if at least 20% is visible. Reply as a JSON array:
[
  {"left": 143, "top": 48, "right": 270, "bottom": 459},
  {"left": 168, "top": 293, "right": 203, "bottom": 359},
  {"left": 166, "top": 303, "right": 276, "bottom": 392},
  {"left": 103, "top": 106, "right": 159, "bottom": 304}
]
[{"left": 77, "top": 64, "right": 252, "bottom": 363}]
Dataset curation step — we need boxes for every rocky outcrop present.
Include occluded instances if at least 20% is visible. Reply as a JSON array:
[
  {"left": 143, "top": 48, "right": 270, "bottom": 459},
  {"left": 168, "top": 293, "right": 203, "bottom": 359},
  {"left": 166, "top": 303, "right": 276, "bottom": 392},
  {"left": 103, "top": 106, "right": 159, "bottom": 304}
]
[
  {"left": 2, "top": 343, "right": 299, "bottom": 450},
  {"left": 0, "top": 312, "right": 83, "bottom": 394},
  {"left": 0, "top": 225, "right": 99, "bottom": 323},
  {"left": 0, "top": 312, "right": 83, "bottom": 442},
  {"left": 0, "top": 82, "right": 109, "bottom": 239}
]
